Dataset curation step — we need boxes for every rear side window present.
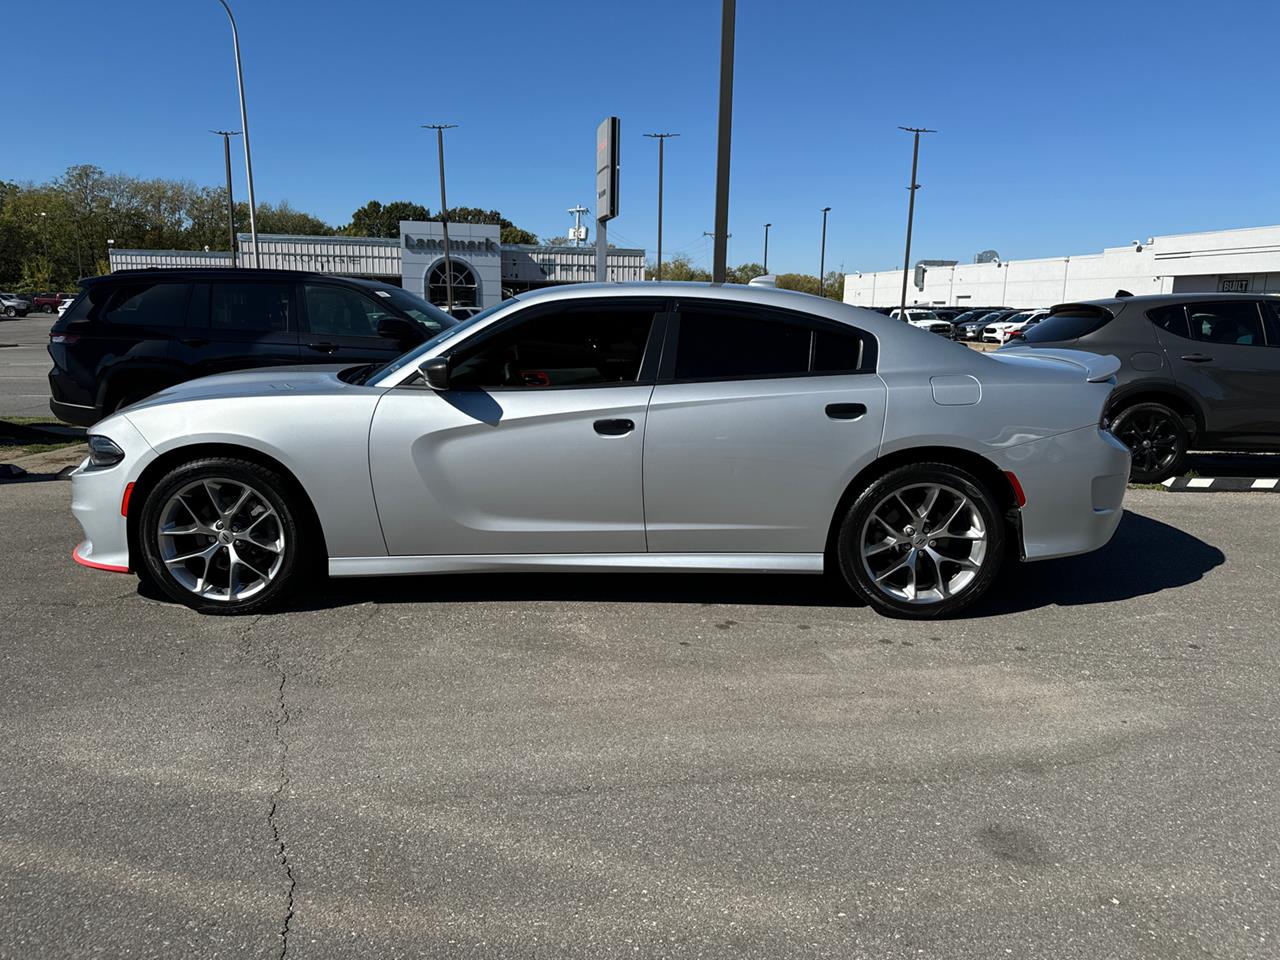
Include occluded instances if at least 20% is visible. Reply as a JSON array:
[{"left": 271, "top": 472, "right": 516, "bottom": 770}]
[
  {"left": 211, "top": 282, "right": 293, "bottom": 332},
  {"left": 1186, "top": 301, "right": 1264, "bottom": 346},
  {"left": 673, "top": 303, "right": 872, "bottom": 380},
  {"left": 1021, "top": 308, "right": 1112, "bottom": 343},
  {"left": 1261, "top": 301, "right": 1280, "bottom": 346},
  {"left": 1147, "top": 304, "right": 1189, "bottom": 339},
  {"left": 96, "top": 282, "right": 191, "bottom": 328}
]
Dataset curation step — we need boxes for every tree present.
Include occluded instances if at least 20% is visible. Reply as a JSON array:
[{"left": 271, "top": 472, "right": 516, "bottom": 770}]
[
  {"left": 500, "top": 226, "right": 538, "bottom": 245},
  {"left": 254, "top": 201, "right": 335, "bottom": 236},
  {"left": 648, "top": 255, "right": 711, "bottom": 282},
  {"left": 428, "top": 207, "right": 537, "bottom": 245},
  {"left": 343, "top": 199, "right": 430, "bottom": 238}
]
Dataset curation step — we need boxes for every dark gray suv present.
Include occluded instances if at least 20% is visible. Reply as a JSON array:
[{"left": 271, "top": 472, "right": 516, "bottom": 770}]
[{"left": 1010, "top": 293, "right": 1280, "bottom": 482}]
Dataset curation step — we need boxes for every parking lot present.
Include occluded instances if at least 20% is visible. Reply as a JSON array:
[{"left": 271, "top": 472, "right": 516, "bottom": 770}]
[
  {"left": 2, "top": 473, "right": 1278, "bottom": 958},
  {"left": 0, "top": 312, "right": 62, "bottom": 420}
]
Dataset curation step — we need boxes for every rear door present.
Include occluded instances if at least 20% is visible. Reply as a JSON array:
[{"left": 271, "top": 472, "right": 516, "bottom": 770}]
[
  {"left": 1158, "top": 300, "right": 1280, "bottom": 441},
  {"left": 173, "top": 279, "right": 301, "bottom": 378},
  {"left": 643, "top": 299, "right": 886, "bottom": 554},
  {"left": 298, "top": 281, "right": 404, "bottom": 365}
]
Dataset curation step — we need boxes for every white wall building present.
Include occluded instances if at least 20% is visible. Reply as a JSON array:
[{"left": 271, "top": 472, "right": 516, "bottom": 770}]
[
  {"left": 844, "top": 224, "right": 1280, "bottom": 309},
  {"left": 109, "top": 223, "right": 646, "bottom": 310}
]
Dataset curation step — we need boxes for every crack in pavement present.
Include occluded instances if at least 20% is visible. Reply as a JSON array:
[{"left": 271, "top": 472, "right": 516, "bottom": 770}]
[{"left": 266, "top": 649, "right": 297, "bottom": 960}]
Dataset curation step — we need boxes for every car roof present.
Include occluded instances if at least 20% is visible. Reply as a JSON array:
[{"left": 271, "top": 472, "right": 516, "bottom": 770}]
[
  {"left": 81, "top": 268, "right": 376, "bottom": 286},
  {"left": 1054, "top": 291, "right": 1279, "bottom": 313}
]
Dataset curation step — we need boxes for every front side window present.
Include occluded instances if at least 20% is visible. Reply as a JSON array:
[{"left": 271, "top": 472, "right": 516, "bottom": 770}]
[
  {"left": 210, "top": 283, "right": 293, "bottom": 333},
  {"left": 304, "top": 284, "right": 390, "bottom": 338},
  {"left": 673, "top": 303, "right": 870, "bottom": 380},
  {"left": 449, "top": 302, "right": 657, "bottom": 388},
  {"left": 1186, "top": 301, "right": 1264, "bottom": 346},
  {"left": 98, "top": 282, "right": 191, "bottom": 327}
]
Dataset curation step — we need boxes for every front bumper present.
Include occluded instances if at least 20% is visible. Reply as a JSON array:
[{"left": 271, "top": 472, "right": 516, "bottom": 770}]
[
  {"left": 69, "top": 415, "right": 154, "bottom": 573},
  {"left": 989, "top": 425, "right": 1130, "bottom": 561}
]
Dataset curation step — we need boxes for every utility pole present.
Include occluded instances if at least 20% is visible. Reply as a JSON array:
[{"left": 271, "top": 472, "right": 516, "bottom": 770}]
[
  {"left": 422, "top": 123, "right": 458, "bottom": 314},
  {"left": 712, "top": 0, "right": 735, "bottom": 282},
  {"left": 214, "top": 0, "right": 259, "bottom": 267},
  {"left": 643, "top": 132, "right": 679, "bottom": 280},
  {"left": 567, "top": 204, "right": 589, "bottom": 247},
  {"left": 818, "top": 207, "right": 831, "bottom": 296},
  {"left": 897, "top": 126, "right": 936, "bottom": 315},
  {"left": 763, "top": 222, "right": 771, "bottom": 273},
  {"left": 210, "top": 130, "right": 241, "bottom": 267}
]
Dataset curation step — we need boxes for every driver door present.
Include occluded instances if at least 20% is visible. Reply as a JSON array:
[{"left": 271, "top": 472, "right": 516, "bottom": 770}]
[{"left": 368, "top": 298, "right": 665, "bottom": 556}]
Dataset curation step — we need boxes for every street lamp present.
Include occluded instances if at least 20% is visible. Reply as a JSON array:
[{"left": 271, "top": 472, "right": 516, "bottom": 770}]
[
  {"left": 210, "top": 130, "right": 241, "bottom": 267},
  {"left": 422, "top": 123, "right": 458, "bottom": 314},
  {"left": 712, "top": 0, "right": 735, "bottom": 283},
  {"left": 643, "top": 132, "right": 679, "bottom": 281},
  {"left": 818, "top": 207, "right": 831, "bottom": 297},
  {"left": 214, "top": 0, "right": 260, "bottom": 268},
  {"left": 763, "top": 223, "right": 771, "bottom": 273},
  {"left": 897, "top": 126, "right": 936, "bottom": 314}
]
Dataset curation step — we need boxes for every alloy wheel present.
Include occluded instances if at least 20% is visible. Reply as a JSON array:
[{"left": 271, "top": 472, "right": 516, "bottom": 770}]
[
  {"left": 1114, "top": 409, "right": 1181, "bottom": 476},
  {"left": 859, "top": 482, "right": 988, "bottom": 604},
  {"left": 156, "top": 477, "right": 285, "bottom": 602}
]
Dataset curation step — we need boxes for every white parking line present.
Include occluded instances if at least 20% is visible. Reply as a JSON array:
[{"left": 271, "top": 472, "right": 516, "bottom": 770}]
[
  {"left": 1186, "top": 478, "right": 1214, "bottom": 488},
  {"left": 1251, "top": 478, "right": 1279, "bottom": 489}
]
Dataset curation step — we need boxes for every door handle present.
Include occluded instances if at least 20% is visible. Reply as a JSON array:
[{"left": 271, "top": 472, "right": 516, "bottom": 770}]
[
  {"left": 593, "top": 418, "right": 635, "bottom": 436},
  {"left": 306, "top": 342, "right": 339, "bottom": 354},
  {"left": 1181, "top": 353, "right": 1213, "bottom": 363},
  {"left": 825, "top": 402, "right": 867, "bottom": 421},
  {"left": 179, "top": 337, "right": 210, "bottom": 348}
]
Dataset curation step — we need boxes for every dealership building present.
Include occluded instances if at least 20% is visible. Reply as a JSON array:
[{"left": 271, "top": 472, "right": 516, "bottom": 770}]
[
  {"left": 108, "top": 221, "right": 647, "bottom": 309},
  {"left": 843, "top": 224, "right": 1280, "bottom": 308}
]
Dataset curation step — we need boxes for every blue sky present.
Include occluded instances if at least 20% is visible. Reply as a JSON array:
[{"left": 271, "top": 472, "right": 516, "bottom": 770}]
[{"left": 4, "top": 0, "right": 1279, "bottom": 274}]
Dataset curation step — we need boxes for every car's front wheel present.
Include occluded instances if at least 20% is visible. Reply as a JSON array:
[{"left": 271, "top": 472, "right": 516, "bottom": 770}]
[
  {"left": 139, "top": 458, "right": 308, "bottom": 614},
  {"left": 1109, "top": 402, "right": 1187, "bottom": 483},
  {"left": 3, "top": 306, "right": 14, "bottom": 318},
  {"left": 836, "top": 462, "right": 1006, "bottom": 619}
]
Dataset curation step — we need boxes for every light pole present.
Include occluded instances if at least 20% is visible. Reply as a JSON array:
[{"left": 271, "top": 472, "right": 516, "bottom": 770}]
[
  {"left": 712, "top": 0, "right": 735, "bottom": 283},
  {"left": 210, "top": 130, "right": 241, "bottom": 267},
  {"left": 214, "top": 0, "right": 260, "bottom": 267},
  {"left": 818, "top": 207, "right": 831, "bottom": 297},
  {"left": 422, "top": 123, "right": 458, "bottom": 314},
  {"left": 643, "top": 132, "right": 679, "bottom": 281},
  {"left": 897, "top": 126, "right": 936, "bottom": 314},
  {"left": 35, "top": 211, "right": 49, "bottom": 261},
  {"left": 762, "top": 222, "right": 771, "bottom": 273}
]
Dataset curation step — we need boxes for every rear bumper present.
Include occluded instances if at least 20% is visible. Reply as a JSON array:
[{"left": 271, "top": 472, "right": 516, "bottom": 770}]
[
  {"left": 989, "top": 425, "right": 1130, "bottom": 561},
  {"left": 49, "top": 397, "right": 101, "bottom": 427}
]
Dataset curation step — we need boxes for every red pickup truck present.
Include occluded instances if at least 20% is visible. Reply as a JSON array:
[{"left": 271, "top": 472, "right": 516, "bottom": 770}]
[{"left": 31, "top": 293, "right": 72, "bottom": 314}]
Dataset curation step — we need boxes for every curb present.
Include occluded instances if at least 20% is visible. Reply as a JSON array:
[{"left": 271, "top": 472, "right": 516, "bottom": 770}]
[{"left": 1163, "top": 476, "right": 1280, "bottom": 492}]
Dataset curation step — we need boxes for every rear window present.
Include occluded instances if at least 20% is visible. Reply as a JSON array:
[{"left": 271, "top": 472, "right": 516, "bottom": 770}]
[{"left": 1022, "top": 308, "right": 1112, "bottom": 343}]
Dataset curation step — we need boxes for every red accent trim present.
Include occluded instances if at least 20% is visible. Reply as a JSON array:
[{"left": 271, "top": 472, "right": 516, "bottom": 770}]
[
  {"left": 72, "top": 543, "right": 129, "bottom": 573},
  {"left": 120, "top": 481, "right": 135, "bottom": 517},
  {"left": 1004, "top": 471, "right": 1027, "bottom": 508}
]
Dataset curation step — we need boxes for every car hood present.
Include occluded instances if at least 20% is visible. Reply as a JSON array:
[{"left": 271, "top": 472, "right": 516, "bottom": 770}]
[{"left": 128, "top": 364, "right": 364, "bottom": 412}]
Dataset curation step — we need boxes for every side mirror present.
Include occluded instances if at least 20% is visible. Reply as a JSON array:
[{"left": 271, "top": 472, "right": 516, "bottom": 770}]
[
  {"left": 377, "top": 316, "right": 426, "bottom": 348},
  {"left": 418, "top": 356, "right": 451, "bottom": 391}
]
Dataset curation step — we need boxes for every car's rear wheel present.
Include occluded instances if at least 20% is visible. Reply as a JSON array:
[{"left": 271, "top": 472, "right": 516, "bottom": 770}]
[
  {"left": 139, "top": 458, "right": 307, "bottom": 614},
  {"left": 836, "top": 462, "right": 1005, "bottom": 619},
  {"left": 1110, "top": 402, "right": 1187, "bottom": 483}
]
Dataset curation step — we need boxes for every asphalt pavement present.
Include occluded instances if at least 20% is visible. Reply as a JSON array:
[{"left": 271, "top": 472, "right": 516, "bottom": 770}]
[
  {"left": 1, "top": 479, "right": 1276, "bottom": 959},
  {"left": 0, "top": 312, "right": 58, "bottom": 419}
]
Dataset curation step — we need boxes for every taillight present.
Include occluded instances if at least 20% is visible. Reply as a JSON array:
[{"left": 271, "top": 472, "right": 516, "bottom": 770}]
[{"left": 50, "top": 334, "right": 79, "bottom": 344}]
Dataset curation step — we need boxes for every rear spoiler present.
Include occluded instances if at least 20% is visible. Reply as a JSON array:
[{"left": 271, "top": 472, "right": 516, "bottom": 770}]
[
  {"left": 1047, "top": 302, "right": 1116, "bottom": 320},
  {"left": 995, "top": 346, "right": 1121, "bottom": 383}
]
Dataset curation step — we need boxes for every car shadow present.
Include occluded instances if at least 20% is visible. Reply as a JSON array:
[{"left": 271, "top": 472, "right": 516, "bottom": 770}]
[
  {"left": 258, "top": 509, "right": 1222, "bottom": 618},
  {"left": 969, "top": 510, "right": 1224, "bottom": 616},
  {"left": 1184, "top": 451, "right": 1280, "bottom": 479}
]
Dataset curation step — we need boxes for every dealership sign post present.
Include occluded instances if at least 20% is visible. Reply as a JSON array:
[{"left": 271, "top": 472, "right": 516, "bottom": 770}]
[{"left": 596, "top": 116, "right": 620, "bottom": 282}]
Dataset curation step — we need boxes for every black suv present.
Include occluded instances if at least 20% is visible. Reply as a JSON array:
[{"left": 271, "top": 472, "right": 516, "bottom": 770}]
[
  {"left": 1012, "top": 293, "right": 1280, "bottom": 482},
  {"left": 48, "top": 269, "right": 454, "bottom": 426}
]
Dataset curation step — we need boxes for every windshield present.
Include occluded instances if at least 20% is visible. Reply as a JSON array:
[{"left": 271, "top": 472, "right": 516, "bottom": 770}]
[
  {"left": 362, "top": 297, "right": 519, "bottom": 384},
  {"left": 369, "top": 285, "right": 457, "bottom": 334},
  {"left": 909, "top": 311, "right": 940, "bottom": 321}
]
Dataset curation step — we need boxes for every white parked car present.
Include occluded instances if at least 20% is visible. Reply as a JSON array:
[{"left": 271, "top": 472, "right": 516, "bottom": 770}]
[
  {"left": 999, "top": 309, "right": 1051, "bottom": 344},
  {"left": 984, "top": 311, "right": 1038, "bottom": 343},
  {"left": 889, "top": 308, "right": 953, "bottom": 336}
]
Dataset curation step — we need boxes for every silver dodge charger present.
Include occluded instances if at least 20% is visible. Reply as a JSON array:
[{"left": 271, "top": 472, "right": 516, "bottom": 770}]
[{"left": 69, "top": 282, "right": 1130, "bottom": 618}]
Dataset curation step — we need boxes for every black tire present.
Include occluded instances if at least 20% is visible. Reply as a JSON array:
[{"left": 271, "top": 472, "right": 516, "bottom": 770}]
[
  {"left": 138, "top": 457, "right": 309, "bottom": 614},
  {"left": 3, "top": 306, "right": 14, "bottom": 318},
  {"left": 1110, "top": 402, "right": 1188, "bottom": 484},
  {"left": 836, "top": 462, "right": 1006, "bottom": 619}
]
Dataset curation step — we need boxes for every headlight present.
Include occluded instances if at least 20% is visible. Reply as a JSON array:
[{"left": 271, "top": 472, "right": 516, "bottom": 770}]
[{"left": 87, "top": 435, "right": 126, "bottom": 469}]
